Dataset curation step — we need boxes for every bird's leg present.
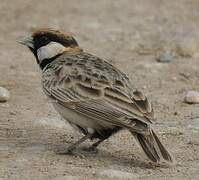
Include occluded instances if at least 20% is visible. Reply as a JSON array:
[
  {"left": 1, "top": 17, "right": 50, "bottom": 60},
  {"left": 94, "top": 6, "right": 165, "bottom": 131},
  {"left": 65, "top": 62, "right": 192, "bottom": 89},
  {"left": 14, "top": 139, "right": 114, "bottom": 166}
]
[
  {"left": 83, "top": 139, "right": 105, "bottom": 153},
  {"left": 91, "top": 139, "right": 105, "bottom": 149},
  {"left": 58, "top": 133, "right": 92, "bottom": 154}
]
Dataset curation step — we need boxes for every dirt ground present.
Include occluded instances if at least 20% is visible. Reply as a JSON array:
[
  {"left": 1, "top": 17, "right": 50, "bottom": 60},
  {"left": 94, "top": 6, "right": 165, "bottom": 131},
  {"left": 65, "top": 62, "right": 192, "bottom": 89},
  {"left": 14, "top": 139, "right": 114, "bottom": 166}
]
[{"left": 0, "top": 0, "right": 199, "bottom": 179}]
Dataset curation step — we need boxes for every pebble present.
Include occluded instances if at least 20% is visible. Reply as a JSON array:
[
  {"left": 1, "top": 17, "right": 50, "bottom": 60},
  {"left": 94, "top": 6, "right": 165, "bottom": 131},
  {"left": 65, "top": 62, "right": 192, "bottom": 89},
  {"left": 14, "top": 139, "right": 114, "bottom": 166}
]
[
  {"left": 97, "top": 169, "right": 137, "bottom": 179},
  {"left": 157, "top": 51, "right": 173, "bottom": 63},
  {"left": 0, "top": 87, "right": 10, "bottom": 102},
  {"left": 184, "top": 91, "right": 199, "bottom": 104},
  {"left": 187, "top": 118, "right": 199, "bottom": 130}
]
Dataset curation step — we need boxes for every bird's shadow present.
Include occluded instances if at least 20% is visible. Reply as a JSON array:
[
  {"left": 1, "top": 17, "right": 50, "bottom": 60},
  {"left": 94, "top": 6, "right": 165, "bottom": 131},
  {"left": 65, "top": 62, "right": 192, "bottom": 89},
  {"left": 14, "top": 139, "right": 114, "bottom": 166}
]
[
  {"left": 53, "top": 144, "right": 170, "bottom": 169},
  {"left": 8, "top": 127, "right": 171, "bottom": 169}
]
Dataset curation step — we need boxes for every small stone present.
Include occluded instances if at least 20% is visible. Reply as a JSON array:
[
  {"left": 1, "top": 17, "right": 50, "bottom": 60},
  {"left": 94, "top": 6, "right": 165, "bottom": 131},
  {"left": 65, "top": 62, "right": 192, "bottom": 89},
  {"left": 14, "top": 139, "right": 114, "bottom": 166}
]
[
  {"left": 157, "top": 51, "right": 173, "bottom": 63},
  {"left": 171, "top": 76, "right": 177, "bottom": 81},
  {"left": 0, "top": 87, "right": 10, "bottom": 102},
  {"left": 97, "top": 169, "right": 137, "bottom": 179},
  {"left": 184, "top": 91, "right": 199, "bottom": 104},
  {"left": 174, "top": 111, "right": 178, "bottom": 116},
  {"left": 187, "top": 118, "right": 199, "bottom": 130}
]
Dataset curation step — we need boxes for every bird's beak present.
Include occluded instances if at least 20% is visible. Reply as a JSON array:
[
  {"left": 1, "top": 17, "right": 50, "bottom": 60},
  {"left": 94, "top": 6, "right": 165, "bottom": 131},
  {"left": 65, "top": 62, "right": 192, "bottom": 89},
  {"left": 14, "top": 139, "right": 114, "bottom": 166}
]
[{"left": 17, "top": 35, "right": 34, "bottom": 48}]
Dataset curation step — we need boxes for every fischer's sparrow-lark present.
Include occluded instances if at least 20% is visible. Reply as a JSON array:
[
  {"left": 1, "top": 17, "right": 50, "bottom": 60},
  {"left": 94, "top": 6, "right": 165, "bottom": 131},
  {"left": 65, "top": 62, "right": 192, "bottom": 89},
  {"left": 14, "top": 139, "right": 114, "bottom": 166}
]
[{"left": 18, "top": 28, "right": 172, "bottom": 163}]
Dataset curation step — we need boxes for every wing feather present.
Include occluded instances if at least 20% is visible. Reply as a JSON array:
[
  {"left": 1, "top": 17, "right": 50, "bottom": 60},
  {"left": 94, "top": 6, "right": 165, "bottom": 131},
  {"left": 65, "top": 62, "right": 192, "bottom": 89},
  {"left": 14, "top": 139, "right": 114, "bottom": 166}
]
[{"left": 42, "top": 52, "right": 154, "bottom": 133}]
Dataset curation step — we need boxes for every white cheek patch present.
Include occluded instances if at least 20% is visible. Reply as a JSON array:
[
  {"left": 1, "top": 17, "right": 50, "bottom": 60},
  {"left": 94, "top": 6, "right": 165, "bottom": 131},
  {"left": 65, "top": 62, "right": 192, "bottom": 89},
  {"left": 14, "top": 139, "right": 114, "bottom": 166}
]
[{"left": 37, "top": 42, "right": 66, "bottom": 62}]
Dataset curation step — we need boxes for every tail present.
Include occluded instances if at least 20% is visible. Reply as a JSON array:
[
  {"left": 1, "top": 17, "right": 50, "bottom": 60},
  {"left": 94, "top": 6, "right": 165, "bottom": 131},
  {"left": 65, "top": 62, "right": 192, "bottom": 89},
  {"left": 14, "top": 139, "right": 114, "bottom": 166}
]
[{"left": 132, "top": 130, "right": 172, "bottom": 163}]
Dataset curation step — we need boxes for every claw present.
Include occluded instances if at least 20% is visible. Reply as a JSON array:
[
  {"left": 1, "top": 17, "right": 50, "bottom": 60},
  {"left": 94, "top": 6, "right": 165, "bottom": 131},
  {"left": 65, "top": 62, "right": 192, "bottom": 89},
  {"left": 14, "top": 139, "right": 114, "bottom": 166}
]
[
  {"left": 56, "top": 147, "right": 75, "bottom": 155},
  {"left": 81, "top": 146, "right": 99, "bottom": 154}
]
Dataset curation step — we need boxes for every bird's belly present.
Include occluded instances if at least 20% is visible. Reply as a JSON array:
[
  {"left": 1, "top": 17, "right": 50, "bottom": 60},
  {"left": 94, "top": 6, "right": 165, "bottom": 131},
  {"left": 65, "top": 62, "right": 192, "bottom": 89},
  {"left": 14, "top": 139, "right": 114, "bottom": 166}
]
[{"left": 52, "top": 102, "right": 113, "bottom": 130}]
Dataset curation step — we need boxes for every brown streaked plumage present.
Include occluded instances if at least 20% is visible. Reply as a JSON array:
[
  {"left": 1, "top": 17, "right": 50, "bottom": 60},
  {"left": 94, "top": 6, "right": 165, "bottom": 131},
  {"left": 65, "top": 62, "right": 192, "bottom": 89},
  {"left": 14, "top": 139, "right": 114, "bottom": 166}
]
[{"left": 18, "top": 28, "right": 173, "bottom": 163}]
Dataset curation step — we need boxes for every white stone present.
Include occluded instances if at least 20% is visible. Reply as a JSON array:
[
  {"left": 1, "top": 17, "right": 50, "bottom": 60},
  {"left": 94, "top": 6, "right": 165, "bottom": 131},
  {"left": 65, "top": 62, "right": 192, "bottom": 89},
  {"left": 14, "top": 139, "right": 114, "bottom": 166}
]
[
  {"left": 0, "top": 87, "right": 10, "bottom": 102},
  {"left": 97, "top": 169, "right": 137, "bottom": 179},
  {"left": 184, "top": 91, "right": 199, "bottom": 104},
  {"left": 187, "top": 118, "right": 199, "bottom": 130},
  {"left": 157, "top": 51, "right": 173, "bottom": 63}
]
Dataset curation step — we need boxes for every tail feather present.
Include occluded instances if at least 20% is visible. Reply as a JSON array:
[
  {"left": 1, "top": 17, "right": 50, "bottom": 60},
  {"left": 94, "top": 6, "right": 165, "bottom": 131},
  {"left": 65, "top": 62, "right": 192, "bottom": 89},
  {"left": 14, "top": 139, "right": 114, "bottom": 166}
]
[
  {"left": 133, "top": 130, "right": 172, "bottom": 163},
  {"left": 151, "top": 130, "right": 172, "bottom": 162}
]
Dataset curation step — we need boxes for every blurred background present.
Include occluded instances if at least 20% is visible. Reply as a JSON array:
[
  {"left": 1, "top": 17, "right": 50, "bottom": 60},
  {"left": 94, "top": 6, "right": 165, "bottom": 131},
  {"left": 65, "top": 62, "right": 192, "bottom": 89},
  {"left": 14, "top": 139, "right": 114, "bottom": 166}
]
[{"left": 0, "top": 0, "right": 199, "bottom": 179}]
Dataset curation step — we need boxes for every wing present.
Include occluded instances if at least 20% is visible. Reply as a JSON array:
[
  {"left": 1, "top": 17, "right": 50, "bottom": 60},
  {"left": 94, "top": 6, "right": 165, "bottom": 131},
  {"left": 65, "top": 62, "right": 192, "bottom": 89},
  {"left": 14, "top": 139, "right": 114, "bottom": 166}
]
[{"left": 42, "top": 52, "right": 154, "bottom": 132}]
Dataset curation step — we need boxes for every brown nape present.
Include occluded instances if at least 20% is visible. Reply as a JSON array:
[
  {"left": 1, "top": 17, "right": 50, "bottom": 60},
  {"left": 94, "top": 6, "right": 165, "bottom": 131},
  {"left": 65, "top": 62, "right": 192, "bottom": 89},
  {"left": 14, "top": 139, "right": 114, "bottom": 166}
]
[
  {"left": 32, "top": 28, "right": 73, "bottom": 40},
  {"left": 64, "top": 46, "right": 83, "bottom": 53},
  {"left": 32, "top": 28, "right": 79, "bottom": 48}
]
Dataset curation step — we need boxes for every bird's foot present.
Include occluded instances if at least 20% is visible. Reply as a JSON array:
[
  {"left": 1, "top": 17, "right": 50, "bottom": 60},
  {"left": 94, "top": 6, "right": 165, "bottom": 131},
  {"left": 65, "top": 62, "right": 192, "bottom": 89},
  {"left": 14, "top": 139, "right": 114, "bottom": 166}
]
[
  {"left": 81, "top": 146, "right": 99, "bottom": 154},
  {"left": 56, "top": 147, "right": 75, "bottom": 155}
]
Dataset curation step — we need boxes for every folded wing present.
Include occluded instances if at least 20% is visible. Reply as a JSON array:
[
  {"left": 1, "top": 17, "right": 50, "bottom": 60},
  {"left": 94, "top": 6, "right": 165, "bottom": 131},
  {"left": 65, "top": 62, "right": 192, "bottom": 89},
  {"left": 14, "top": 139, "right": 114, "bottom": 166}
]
[{"left": 42, "top": 52, "right": 154, "bottom": 134}]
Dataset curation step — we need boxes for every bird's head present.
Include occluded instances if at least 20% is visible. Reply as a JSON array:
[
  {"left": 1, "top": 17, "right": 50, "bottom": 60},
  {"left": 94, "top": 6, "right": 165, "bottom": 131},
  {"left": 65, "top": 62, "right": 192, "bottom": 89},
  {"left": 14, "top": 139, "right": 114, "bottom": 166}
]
[{"left": 18, "top": 28, "right": 81, "bottom": 69}]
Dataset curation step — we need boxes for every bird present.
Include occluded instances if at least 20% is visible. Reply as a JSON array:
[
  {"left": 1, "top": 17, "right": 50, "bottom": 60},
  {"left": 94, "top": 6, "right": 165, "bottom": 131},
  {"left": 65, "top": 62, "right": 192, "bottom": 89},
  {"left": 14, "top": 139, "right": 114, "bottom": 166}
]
[{"left": 18, "top": 28, "right": 172, "bottom": 163}]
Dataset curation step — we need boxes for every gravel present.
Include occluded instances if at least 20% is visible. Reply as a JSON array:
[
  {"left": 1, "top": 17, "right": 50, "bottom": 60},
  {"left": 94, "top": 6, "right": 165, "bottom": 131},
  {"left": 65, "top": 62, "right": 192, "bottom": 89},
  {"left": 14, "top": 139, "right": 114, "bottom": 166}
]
[{"left": 1, "top": 0, "right": 199, "bottom": 179}]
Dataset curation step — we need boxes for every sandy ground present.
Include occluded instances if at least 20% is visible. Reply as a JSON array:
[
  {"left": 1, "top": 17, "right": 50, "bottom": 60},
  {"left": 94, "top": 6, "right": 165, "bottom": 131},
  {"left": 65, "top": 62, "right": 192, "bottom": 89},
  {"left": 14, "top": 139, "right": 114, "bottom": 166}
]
[{"left": 0, "top": 0, "right": 199, "bottom": 179}]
